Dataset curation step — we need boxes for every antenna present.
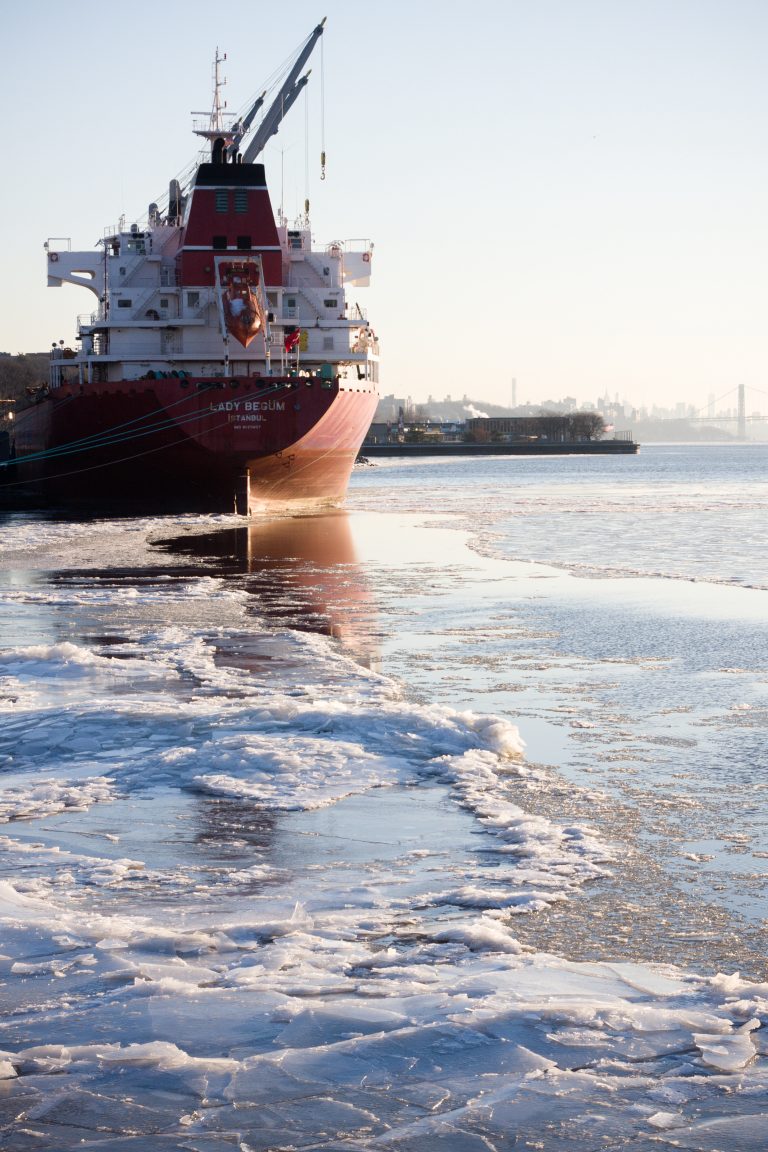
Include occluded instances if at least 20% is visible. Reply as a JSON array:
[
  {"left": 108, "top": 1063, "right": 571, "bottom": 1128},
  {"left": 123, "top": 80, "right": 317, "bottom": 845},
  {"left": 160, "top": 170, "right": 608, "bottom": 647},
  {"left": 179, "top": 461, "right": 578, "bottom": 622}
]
[
  {"left": 211, "top": 48, "right": 227, "bottom": 133},
  {"left": 192, "top": 48, "right": 235, "bottom": 149}
]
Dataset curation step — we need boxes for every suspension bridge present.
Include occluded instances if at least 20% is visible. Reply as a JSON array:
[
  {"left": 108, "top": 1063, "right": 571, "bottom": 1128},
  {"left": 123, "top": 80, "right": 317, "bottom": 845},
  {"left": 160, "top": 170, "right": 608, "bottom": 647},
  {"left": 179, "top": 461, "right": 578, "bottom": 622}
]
[{"left": 667, "top": 383, "right": 768, "bottom": 438}]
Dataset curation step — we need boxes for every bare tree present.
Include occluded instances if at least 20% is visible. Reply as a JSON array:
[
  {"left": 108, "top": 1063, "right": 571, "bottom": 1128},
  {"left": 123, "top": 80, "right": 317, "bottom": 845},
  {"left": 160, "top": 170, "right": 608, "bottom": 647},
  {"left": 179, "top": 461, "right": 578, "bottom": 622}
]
[
  {"left": 0, "top": 354, "right": 47, "bottom": 401},
  {"left": 569, "top": 411, "right": 606, "bottom": 441}
]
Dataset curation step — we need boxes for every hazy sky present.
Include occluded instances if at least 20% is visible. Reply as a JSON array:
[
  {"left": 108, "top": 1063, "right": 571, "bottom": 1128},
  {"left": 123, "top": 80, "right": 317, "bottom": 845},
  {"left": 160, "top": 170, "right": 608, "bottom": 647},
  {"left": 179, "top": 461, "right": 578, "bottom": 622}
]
[{"left": 2, "top": 0, "right": 767, "bottom": 410}]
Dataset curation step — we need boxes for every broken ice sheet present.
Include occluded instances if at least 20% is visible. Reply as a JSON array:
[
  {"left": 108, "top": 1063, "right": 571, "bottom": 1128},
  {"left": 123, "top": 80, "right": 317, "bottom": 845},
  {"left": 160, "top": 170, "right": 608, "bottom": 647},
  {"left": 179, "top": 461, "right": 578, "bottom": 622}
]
[{"left": 692, "top": 1019, "right": 760, "bottom": 1071}]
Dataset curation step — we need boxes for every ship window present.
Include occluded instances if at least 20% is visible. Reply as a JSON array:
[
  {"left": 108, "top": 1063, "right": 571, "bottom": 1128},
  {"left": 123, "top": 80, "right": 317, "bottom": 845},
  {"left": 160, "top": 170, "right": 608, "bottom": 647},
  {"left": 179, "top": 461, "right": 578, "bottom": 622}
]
[
  {"left": 236, "top": 235, "right": 252, "bottom": 250},
  {"left": 286, "top": 297, "right": 296, "bottom": 309},
  {"left": 187, "top": 291, "right": 200, "bottom": 308},
  {"left": 323, "top": 299, "right": 338, "bottom": 308},
  {"left": 234, "top": 190, "right": 248, "bottom": 212},
  {"left": 212, "top": 236, "right": 227, "bottom": 250},
  {"left": 117, "top": 299, "right": 132, "bottom": 308},
  {"left": 160, "top": 298, "right": 169, "bottom": 308},
  {"left": 215, "top": 190, "right": 229, "bottom": 212},
  {"left": 323, "top": 336, "right": 334, "bottom": 350}
]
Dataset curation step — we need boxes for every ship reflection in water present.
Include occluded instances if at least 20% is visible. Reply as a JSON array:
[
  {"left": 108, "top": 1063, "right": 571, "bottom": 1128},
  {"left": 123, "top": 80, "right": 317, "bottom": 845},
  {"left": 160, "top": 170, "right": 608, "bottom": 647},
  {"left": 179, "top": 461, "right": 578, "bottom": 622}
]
[{"left": 160, "top": 508, "right": 379, "bottom": 670}]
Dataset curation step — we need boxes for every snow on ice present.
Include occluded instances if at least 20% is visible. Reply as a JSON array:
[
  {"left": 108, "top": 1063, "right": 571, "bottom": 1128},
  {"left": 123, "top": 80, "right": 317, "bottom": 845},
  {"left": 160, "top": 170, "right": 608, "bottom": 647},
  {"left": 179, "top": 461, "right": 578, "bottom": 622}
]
[{"left": 0, "top": 513, "right": 765, "bottom": 1148}]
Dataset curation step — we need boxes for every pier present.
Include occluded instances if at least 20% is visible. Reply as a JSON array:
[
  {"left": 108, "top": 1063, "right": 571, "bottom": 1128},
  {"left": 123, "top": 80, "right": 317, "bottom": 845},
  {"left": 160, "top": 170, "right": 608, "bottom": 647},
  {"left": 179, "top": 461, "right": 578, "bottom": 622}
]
[{"left": 360, "top": 439, "right": 638, "bottom": 458}]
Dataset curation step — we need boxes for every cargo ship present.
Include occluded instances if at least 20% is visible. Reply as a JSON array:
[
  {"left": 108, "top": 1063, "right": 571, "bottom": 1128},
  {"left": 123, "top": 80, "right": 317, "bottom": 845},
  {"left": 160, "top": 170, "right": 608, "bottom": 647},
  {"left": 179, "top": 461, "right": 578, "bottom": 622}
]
[{"left": 6, "top": 20, "right": 379, "bottom": 515}]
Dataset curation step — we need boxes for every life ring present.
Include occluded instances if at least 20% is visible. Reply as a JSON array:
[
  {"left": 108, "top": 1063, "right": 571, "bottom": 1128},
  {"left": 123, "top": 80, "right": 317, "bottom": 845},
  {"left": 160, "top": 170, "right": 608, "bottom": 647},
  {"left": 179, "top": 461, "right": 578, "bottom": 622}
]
[
  {"left": 49, "top": 252, "right": 59, "bottom": 262},
  {"left": 362, "top": 252, "right": 371, "bottom": 263}
]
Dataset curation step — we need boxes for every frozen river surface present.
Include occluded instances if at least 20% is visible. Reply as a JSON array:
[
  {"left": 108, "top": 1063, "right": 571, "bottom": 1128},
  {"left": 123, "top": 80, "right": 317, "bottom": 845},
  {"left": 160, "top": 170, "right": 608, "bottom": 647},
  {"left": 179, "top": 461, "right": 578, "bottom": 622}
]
[{"left": 0, "top": 444, "right": 767, "bottom": 1149}]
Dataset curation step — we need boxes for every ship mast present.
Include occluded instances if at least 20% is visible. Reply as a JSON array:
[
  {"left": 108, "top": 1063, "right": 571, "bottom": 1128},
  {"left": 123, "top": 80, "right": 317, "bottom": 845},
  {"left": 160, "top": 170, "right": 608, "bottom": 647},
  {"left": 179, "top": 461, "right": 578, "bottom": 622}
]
[
  {"left": 210, "top": 48, "right": 226, "bottom": 135},
  {"left": 192, "top": 49, "right": 235, "bottom": 154}
]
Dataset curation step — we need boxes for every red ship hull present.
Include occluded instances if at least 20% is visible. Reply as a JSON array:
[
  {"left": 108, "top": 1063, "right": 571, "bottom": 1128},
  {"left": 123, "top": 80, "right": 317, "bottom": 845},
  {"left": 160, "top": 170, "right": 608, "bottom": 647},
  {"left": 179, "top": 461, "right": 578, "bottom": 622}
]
[{"left": 9, "top": 376, "right": 377, "bottom": 514}]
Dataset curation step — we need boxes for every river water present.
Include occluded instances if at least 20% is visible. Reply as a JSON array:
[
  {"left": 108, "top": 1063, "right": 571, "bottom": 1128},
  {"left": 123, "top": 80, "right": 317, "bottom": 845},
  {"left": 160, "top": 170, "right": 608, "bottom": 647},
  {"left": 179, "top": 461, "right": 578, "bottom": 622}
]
[{"left": 0, "top": 443, "right": 766, "bottom": 1149}]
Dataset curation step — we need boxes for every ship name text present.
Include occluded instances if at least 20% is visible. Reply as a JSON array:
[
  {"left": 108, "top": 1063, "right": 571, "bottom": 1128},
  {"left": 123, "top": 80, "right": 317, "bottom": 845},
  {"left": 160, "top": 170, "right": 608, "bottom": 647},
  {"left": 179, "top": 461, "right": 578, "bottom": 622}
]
[{"left": 209, "top": 400, "right": 285, "bottom": 413}]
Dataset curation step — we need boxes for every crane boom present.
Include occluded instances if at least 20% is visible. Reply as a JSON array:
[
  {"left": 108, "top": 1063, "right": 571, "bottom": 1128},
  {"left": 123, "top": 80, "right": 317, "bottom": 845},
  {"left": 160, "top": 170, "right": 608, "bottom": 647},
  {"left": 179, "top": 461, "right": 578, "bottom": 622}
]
[
  {"left": 241, "top": 18, "right": 326, "bottom": 163},
  {"left": 242, "top": 75, "right": 310, "bottom": 163},
  {"left": 227, "top": 91, "right": 266, "bottom": 158}
]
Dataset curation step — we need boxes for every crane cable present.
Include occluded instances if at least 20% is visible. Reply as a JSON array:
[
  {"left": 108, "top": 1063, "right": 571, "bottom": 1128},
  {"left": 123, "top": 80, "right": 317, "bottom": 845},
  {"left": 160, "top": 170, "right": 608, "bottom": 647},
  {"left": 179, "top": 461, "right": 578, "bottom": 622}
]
[
  {"left": 6, "top": 383, "right": 229, "bottom": 466},
  {"left": 320, "top": 32, "right": 326, "bottom": 180},
  {"left": 0, "top": 379, "right": 303, "bottom": 475},
  {"left": 304, "top": 83, "right": 310, "bottom": 218}
]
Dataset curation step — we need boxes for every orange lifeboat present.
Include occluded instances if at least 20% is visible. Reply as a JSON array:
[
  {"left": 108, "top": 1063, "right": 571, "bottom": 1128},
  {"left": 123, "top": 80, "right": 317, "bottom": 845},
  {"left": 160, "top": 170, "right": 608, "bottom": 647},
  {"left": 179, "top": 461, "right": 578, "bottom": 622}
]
[{"left": 220, "top": 261, "right": 265, "bottom": 348}]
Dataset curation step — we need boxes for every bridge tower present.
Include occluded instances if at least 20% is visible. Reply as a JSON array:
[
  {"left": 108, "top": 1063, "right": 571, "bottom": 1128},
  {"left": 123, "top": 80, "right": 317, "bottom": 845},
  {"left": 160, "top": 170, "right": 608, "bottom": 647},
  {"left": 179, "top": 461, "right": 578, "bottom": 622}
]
[{"left": 737, "top": 383, "right": 746, "bottom": 440}]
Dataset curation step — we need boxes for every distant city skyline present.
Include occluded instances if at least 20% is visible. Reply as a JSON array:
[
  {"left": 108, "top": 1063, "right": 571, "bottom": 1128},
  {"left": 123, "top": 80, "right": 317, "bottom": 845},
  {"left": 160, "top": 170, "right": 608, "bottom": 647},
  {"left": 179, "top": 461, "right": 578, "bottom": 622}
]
[
  {"left": 2, "top": 1, "right": 767, "bottom": 410},
  {"left": 376, "top": 384, "right": 768, "bottom": 422}
]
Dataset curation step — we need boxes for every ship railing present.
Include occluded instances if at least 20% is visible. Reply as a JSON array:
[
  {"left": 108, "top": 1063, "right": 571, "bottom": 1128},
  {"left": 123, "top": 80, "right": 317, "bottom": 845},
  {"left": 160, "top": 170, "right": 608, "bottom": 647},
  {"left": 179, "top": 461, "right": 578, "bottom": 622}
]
[
  {"left": 332, "top": 303, "right": 368, "bottom": 323},
  {"left": 325, "top": 238, "right": 373, "bottom": 255},
  {"left": 79, "top": 307, "right": 191, "bottom": 330},
  {"left": 277, "top": 303, "right": 369, "bottom": 329},
  {"left": 281, "top": 284, "right": 368, "bottom": 324},
  {"left": 45, "top": 237, "right": 72, "bottom": 255},
  {"left": 101, "top": 221, "right": 149, "bottom": 243},
  {"left": 285, "top": 229, "right": 308, "bottom": 252},
  {"left": 70, "top": 329, "right": 107, "bottom": 356}
]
